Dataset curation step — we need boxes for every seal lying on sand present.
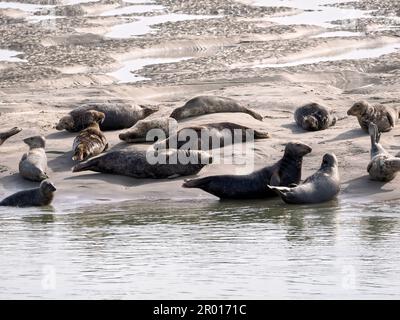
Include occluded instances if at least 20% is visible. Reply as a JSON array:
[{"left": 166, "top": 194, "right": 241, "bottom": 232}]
[
  {"left": 268, "top": 153, "right": 340, "bottom": 204},
  {"left": 154, "top": 122, "right": 270, "bottom": 150},
  {"left": 56, "top": 102, "right": 158, "bottom": 132},
  {"left": 170, "top": 96, "right": 263, "bottom": 121},
  {"left": 72, "top": 149, "right": 212, "bottom": 179},
  {"left": 347, "top": 100, "right": 399, "bottom": 133},
  {"left": 294, "top": 103, "right": 337, "bottom": 131},
  {"left": 0, "top": 180, "right": 56, "bottom": 207},
  {"left": 367, "top": 123, "right": 400, "bottom": 182},
  {"left": 119, "top": 117, "right": 178, "bottom": 143},
  {"left": 19, "top": 136, "right": 48, "bottom": 182},
  {"left": 72, "top": 111, "right": 108, "bottom": 161},
  {"left": 0, "top": 127, "right": 22, "bottom": 146},
  {"left": 182, "top": 142, "right": 311, "bottom": 199}
]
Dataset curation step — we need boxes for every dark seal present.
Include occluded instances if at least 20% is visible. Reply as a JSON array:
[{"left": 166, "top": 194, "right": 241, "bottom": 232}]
[
  {"left": 72, "top": 149, "right": 212, "bottom": 179},
  {"left": 182, "top": 142, "right": 311, "bottom": 199},
  {"left": 0, "top": 180, "right": 56, "bottom": 207},
  {"left": 294, "top": 103, "right": 337, "bottom": 131},
  {"left": 56, "top": 102, "right": 158, "bottom": 132}
]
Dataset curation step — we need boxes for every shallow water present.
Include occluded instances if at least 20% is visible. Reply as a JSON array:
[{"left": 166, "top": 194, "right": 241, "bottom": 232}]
[
  {"left": 100, "top": 4, "right": 164, "bottom": 17},
  {"left": 1, "top": 199, "right": 400, "bottom": 299},
  {"left": 0, "top": 2, "right": 51, "bottom": 12},
  {"left": 106, "top": 13, "right": 217, "bottom": 39},
  {"left": 0, "top": 49, "right": 25, "bottom": 62},
  {"left": 257, "top": 41, "right": 400, "bottom": 68},
  {"left": 108, "top": 56, "right": 192, "bottom": 83},
  {"left": 252, "top": 0, "right": 368, "bottom": 28}
]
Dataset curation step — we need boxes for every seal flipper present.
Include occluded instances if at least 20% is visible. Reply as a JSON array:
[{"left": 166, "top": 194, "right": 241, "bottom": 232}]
[
  {"left": 269, "top": 172, "right": 281, "bottom": 186},
  {"left": 386, "top": 111, "right": 395, "bottom": 128},
  {"left": 387, "top": 158, "right": 400, "bottom": 172},
  {"left": 245, "top": 108, "right": 263, "bottom": 121},
  {"left": 182, "top": 177, "right": 211, "bottom": 189},
  {"left": 72, "top": 158, "right": 98, "bottom": 173},
  {"left": 254, "top": 130, "right": 270, "bottom": 139}
]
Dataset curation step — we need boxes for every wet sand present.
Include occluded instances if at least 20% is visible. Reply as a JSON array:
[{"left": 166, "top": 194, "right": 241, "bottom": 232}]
[{"left": 1, "top": 0, "right": 400, "bottom": 209}]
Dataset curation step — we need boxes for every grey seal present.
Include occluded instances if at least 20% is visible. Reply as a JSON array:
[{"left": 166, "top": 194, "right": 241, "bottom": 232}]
[
  {"left": 268, "top": 153, "right": 340, "bottom": 204},
  {"left": 170, "top": 96, "right": 263, "bottom": 121},
  {"left": 182, "top": 142, "right": 311, "bottom": 199},
  {"left": 294, "top": 103, "right": 337, "bottom": 131},
  {"left": 72, "top": 110, "right": 108, "bottom": 161},
  {"left": 119, "top": 117, "right": 178, "bottom": 143},
  {"left": 367, "top": 122, "right": 400, "bottom": 182},
  {"left": 19, "top": 136, "right": 48, "bottom": 182},
  {"left": 72, "top": 149, "right": 212, "bottom": 179},
  {"left": 347, "top": 100, "right": 399, "bottom": 133},
  {"left": 154, "top": 122, "right": 270, "bottom": 150},
  {"left": 56, "top": 102, "right": 158, "bottom": 132},
  {"left": 0, "top": 127, "right": 22, "bottom": 146},
  {"left": 0, "top": 180, "right": 56, "bottom": 207}
]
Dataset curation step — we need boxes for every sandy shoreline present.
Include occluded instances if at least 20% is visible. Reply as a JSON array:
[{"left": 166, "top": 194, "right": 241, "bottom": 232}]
[{"left": 1, "top": 0, "right": 400, "bottom": 210}]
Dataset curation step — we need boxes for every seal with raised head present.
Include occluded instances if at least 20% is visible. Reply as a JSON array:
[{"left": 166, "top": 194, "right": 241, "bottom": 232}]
[
  {"left": 19, "top": 135, "right": 48, "bottom": 182},
  {"left": 72, "top": 149, "right": 212, "bottom": 179},
  {"left": 72, "top": 110, "right": 108, "bottom": 161},
  {"left": 56, "top": 102, "right": 158, "bottom": 132},
  {"left": 119, "top": 117, "right": 178, "bottom": 143},
  {"left": 0, "top": 180, "right": 56, "bottom": 207},
  {"left": 367, "top": 122, "right": 400, "bottom": 182},
  {"left": 294, "top": 103, "right": 337, "bottom": 131},
  {"left": 347, "top": 100, "right": 399, "bottom": 133},
  {"left": 170, "top": 96, "right": 263, "bottom": 121},
  {"left": 182, "top": 142, "right": 312, "bottom": 199},
  {"left": 0, "top": 127, "right": 22, "bottom": 146},
  {"left": 268, "top": 153, "right": 340, "bottom": 204},
  {"left": 154, "top": 122, "right": 270, "bottom": 150}
]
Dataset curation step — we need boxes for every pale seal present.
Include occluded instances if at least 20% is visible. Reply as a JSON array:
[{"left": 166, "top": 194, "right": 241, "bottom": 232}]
[
  {"left": 0, "top": 180, "right": 56, "bottom": 207},
  {"left": 268, "top": 153, "right": 340, "bottom": 204},
  {"left": 19, "top": 136, "right": 49, "bottom": 182},
  {"left": 0, "top": 127, "right": 22, "bottom": 146},
  {"left": 56, "top": 102, "right": 158, "bottom": 132},
  {"left": 170, "top": 96, "right": 263, "bottom": 121},
  {"left": 72, "top": 110, "right": 108, "bottom": 161},
  {"left": 367, "top": 123, "right": 400, "bottom": 182},
  {"left": 294, "top": 103, "right": 337, "bottom": 131},
  {"left": 182, "top": 142, "right": 312, "bottom": 199},
  {"left": 347, "top": 100, "right": 399, "bottom": 133},
  {"left": 72, "top": 149, "right": 212, "bottom": 179},
  {"left": 119, "top": 117, "right": 178, "bottom": 143},
  {"left": 154, "top": 122, "right": 270, "bottom": 150}
]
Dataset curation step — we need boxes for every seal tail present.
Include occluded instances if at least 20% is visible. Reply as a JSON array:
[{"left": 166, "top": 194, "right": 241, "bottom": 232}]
[
  {"left": 245, "top": 108, "right": 263, "bottom": 121},
  {"left": 0, "top": 127, "right": 22, "bottom": 146},
  {"left": 72, "top": 159, "right": 96, "bottom": 173},
  {"left": 182, "top": 177, "right": 211, "bottom": 189},
  {"left": 267, "top": 185, "right": 291, "bottom": 195},
  {"left": 254, "top": 130, "right": 270, "bottom": 139},
  {"left": 141, "top": 105, "right": 159, "bottom": 117},
  {"left": 387, "top": 158, "right": 400, "bottom": 172}
]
